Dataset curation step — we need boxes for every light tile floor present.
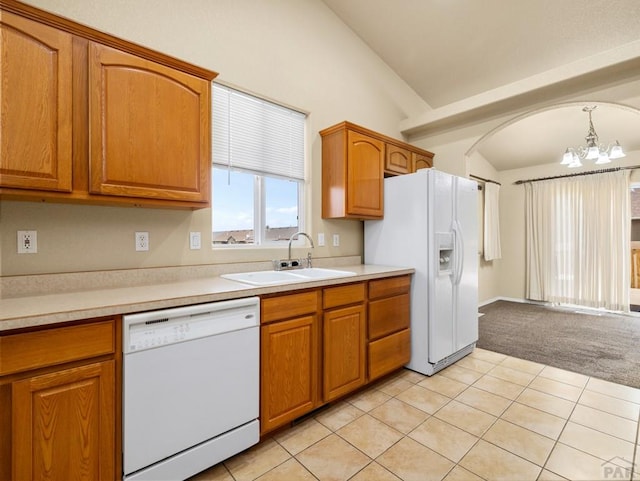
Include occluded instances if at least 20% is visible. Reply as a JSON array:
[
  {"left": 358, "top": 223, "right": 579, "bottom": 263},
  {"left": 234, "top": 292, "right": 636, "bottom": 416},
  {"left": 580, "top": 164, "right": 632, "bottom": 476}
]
[{"left": 191, "top": 349, "right": 640, "bottom": 481}]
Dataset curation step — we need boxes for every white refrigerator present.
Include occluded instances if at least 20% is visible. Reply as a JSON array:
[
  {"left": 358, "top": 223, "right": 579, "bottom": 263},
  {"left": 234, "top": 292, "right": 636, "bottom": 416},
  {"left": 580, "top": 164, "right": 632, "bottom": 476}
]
[{"left": 364, "top": 168, "right": 478, "bottom": 376}]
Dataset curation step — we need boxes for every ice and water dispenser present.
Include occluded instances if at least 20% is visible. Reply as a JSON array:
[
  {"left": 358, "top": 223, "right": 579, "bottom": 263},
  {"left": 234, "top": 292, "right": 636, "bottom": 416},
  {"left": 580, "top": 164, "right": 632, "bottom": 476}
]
[{"left": 436, "top": 232, "right": 454, "bottom": 275}]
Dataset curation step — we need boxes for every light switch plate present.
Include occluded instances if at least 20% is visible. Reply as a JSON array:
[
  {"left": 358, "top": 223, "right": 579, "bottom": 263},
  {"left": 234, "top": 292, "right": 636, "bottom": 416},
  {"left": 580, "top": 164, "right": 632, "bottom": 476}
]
[
  {"left": 317, "top": 233, "right": 325, "bottom": 247},
  {"left": 135, "top": 232, "right": 149, "bottom": 251},
  {"left": 189, "top": 231, "right": 202, "bottom": 250},
  {"left": 332, "top": 234, "right": 340, "bottom": 247}
]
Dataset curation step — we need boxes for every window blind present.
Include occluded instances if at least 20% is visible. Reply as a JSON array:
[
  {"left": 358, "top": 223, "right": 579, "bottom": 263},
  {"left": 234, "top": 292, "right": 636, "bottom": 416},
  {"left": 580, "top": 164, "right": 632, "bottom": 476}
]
[{"left": 212, "top": 83, "right": 305, "bottom": 181}]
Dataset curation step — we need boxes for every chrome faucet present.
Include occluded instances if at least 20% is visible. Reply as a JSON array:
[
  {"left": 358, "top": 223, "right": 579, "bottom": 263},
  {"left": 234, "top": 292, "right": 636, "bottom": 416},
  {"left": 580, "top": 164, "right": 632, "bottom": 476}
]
[{"left": 288, "top": 231, "right": 315, "bottom": 267}]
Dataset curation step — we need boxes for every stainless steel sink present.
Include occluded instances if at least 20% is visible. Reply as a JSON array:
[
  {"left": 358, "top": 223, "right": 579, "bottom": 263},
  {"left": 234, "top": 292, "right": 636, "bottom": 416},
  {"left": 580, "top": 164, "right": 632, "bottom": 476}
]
[{"left": 221, "top": 268, "right": 356, "bottom": 286}]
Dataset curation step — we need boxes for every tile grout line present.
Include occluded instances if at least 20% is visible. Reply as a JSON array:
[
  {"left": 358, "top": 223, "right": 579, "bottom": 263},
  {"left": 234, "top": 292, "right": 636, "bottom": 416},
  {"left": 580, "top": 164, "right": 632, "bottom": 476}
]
[
  {"left": 477, "top": 357, "right": 548, "bottom": 478},
  {"left": 535, "top": 371, "right": 590, "bottom": 479},
  {"left": 630, "top": 407, "right": 639, "bottom": 481},
  {"left": 412, "top": 358, "right": 522, "bottom": 479}
]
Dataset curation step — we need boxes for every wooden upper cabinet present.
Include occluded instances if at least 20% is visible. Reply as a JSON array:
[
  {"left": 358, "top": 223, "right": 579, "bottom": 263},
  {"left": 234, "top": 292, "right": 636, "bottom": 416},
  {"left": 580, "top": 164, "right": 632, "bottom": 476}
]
[
  {"left": 412, "top": 151, "right": 433, "bottom": 171},
  {"left": 0, "top": 11, "right": 73, "bottom": 192},
  {"left": 321, "top": 121, "right": 434, "bottom": 219},
  {"left": 321, "top": 122, "right": 384, "bottom": 219},
  {"left": 88, "top": 43, "right": 210, "bottom": 204},
  {"left": 385, "top": 143, "right": 412, "bottom": 175},
  {"left": 0, "top": 1, "right": 217, "bottom": 208},
  {"left": 346, "top": 131, "right": 384, "bottom": 218}
]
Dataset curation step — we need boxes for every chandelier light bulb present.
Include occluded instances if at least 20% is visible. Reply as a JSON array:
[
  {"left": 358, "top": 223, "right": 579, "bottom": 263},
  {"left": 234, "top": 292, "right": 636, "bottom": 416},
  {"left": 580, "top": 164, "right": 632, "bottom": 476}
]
[
  {"left": 561, "top": 148, "right": 574, "bottom": 165},
  {"left": 595, "top": 151, "right": 611, "bottom": 165},
  {"left": 609, "top": 141, "right": 626, "bottom": 160},
  {"left": 585, "top": 145, "right": 599, "bottom": 160},
  {"left": 568, "top": 161, "right": 582, "bottom": 168}
]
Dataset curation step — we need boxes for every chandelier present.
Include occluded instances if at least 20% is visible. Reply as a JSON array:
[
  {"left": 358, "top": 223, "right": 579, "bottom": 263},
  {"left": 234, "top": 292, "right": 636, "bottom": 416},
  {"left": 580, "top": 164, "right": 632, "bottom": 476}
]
[{"left": 561, "top": 106, "right": 625, "bottom": 168}]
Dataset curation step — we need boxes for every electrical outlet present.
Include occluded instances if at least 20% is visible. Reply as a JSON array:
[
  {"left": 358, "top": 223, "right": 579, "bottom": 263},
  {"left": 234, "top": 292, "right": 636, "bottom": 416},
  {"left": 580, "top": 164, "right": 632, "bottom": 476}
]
[
  {"left": 332, "top": 233, "right": 340, "bottom": 247},
  {"left": 135, "top": 231, "right": 149, "bottom": 251},
  {"left": 17, "top": 230, "right": 38, "bottom": 254},
  {"left": 317, "top": 233, "right": 325, "bottom": 247},
  {"left": 189, "top": 231, "right": 201, "bottom": 250}
]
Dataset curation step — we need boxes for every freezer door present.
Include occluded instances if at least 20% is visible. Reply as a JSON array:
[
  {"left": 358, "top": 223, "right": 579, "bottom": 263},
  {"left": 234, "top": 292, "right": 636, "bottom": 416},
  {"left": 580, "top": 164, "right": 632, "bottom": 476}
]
[
  {"left": 429, "top": 170, "right": 456, "bottom": 362},
  {"left": 453, "top": 176, "right": 479, "bottom": 350}
]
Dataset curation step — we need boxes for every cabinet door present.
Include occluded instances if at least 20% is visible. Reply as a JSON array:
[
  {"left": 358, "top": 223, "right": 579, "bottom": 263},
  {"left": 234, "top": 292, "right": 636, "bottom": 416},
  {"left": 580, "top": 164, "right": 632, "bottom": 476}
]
[
  {"left": 323, "top": 305, "right": 366, "bottom": 402},
  {"left": 412, "top": 152, "right": 433, "bottom": 172},
  {"left": 0, "top": 12, "right": 72, "bottom": 192},
  {"left": 260, "top": 315, "right": 319, "bottom": 435},
  {"left": 346, "top": 130, "right": 384, "bottom": 218},
  {"left": 88, "top": 43, "right": 210, "bottom": 204},
  {"left": 385, "top": 144, "right": 411, "bottom": 175},
  {"left": 12, "top": 360, "right": 115, "bottom": 481}
]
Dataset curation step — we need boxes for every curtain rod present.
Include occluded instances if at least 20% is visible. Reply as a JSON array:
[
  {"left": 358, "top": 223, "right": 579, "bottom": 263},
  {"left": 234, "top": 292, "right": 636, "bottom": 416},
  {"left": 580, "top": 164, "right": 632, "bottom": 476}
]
[
  {"left": 469, "top": 174, "right": 501, "bottom": 186},
  {"left": 514, "top": 165, "right": 640, "bottom": 185}
]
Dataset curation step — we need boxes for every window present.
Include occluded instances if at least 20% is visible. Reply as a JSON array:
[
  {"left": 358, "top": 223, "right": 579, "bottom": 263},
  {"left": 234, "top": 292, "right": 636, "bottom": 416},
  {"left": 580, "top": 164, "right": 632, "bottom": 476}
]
[{"left": 212, "top": 84, "right": 306, "bottom": 246}]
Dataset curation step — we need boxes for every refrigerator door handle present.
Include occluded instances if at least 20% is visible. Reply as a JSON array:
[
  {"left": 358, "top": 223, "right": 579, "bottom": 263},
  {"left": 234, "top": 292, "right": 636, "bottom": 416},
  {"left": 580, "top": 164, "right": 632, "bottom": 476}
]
[{"left": 453, "top": 220, "right": 464, "bottom": 285}]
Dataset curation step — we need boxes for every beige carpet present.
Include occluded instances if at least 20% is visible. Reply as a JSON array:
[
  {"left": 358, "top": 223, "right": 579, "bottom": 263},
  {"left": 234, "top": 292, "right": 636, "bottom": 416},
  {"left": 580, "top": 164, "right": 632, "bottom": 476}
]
[{"left": 477, "top": 300, "right": 640, "bottom": 389}]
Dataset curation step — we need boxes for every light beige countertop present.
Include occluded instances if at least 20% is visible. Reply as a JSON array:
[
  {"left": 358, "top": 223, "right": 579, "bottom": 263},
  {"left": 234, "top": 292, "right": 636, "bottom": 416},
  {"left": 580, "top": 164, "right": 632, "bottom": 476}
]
[{"left": 0, "top": 263, "right": 414, "bottom": 332}]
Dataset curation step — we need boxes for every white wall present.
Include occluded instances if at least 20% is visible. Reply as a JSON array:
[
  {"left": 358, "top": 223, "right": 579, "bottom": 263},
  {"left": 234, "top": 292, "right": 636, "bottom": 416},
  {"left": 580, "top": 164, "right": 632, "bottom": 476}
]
[
  {"left": 1, "top": 0, "right": 428, "bottom": 276},
  {"left": 466, "top": 153, "right": 501, "bottom": 304}
]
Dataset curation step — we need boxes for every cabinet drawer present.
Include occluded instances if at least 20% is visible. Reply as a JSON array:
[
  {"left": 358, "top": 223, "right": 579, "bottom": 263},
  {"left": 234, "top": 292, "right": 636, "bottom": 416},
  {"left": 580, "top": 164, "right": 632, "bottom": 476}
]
[
  {"left": 368, "top": 293, "right": 410, "bottom": 340},
  {"left": 0, "top": 319, "right": 115, "bottom": 376},
  {"left": 261, "top": 291, "right": 320, "bottom": 324},
  {"left": 323, "top": 282, "right": 365, "bottom": 309},
  {"left": 368, "top": 275, "right": 410, "bottom": 300},
  {"left": 368, "top": 329, "right": 411, "bottom": 381}
]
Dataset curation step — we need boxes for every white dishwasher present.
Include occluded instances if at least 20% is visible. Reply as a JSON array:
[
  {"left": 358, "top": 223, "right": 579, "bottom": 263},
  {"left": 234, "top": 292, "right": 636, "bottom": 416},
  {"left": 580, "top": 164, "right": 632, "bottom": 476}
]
[{"left": 122, "top": 297, "right": 260, "bottom": 481}]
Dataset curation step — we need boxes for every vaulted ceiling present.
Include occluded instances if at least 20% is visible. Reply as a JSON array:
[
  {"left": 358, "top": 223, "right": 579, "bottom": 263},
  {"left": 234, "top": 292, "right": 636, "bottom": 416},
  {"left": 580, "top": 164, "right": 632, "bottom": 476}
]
[{"left": 321, "top": 0, "right": 640, "bottom": 170}]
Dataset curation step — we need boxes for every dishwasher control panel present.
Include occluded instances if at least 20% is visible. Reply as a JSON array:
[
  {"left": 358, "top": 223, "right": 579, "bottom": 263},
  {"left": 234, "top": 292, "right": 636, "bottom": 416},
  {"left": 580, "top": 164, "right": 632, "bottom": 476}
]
[
  {"left": 123, "top": 297, "right": 259, "bottom": 353},
  {"left": 128, "top": 321, "right": 193, "bottom": 351}
]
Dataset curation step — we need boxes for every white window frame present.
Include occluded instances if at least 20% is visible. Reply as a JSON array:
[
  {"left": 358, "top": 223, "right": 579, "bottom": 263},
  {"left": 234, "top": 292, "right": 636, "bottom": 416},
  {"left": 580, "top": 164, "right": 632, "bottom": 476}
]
[{"left": 211, "top": 83, "right": 307, "bottom": 248}]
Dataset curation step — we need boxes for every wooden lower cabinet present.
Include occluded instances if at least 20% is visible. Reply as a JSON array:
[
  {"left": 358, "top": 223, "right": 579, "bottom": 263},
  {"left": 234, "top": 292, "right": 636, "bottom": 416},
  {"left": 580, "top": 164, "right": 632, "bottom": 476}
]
[
  {"left": 260, "top": 277, "right": 412, "bottom": 435},
  {"left": 322, "top": 283, "right": 366, "bottom": 402},
  {"left": 260, "top": 315, "right": 319, "bottom": 435},
  {"left": 0, "top": 317, "right": 120, "bottom": 481},
  {"left": 12, "top": 361, "right": 116, "bottom": 481},
  {"left": 260, "top": 291, "right": 321, "bottom": 435},
  {"left": 368, "top": 329, "right": 411, "bottom": 381},
  {"left": 367, "top": 275, "right": 412, "bottom": 381}
]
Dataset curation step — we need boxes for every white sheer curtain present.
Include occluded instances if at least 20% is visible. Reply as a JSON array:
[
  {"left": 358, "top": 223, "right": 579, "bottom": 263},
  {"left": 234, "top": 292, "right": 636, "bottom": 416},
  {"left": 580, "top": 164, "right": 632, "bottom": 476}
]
[
  {"left": 483, "top": 182, "right": 502, "bottom": 261},
  {"left": 525, "top": 170, "right": 630, "bottom": 312}
]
